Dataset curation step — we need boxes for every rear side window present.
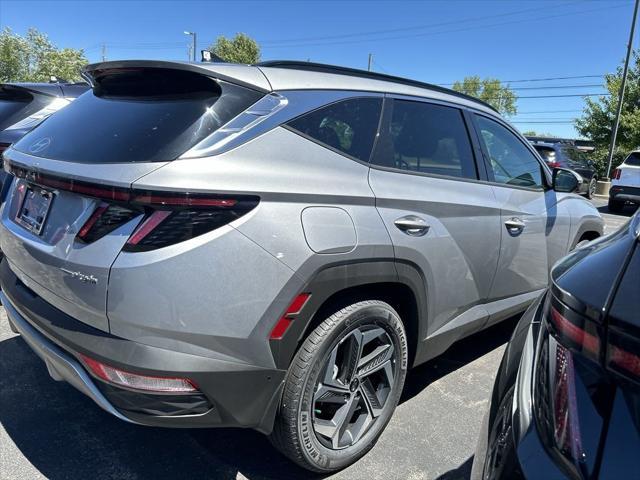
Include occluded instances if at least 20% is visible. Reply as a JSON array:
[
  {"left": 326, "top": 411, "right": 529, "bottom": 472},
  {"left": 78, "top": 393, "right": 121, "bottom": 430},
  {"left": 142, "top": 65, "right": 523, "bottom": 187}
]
[
  {"left": 475, "top": 115, "right": 543, "bottom": 188},
  {"left": 287, "top": 97, "right": 382, "bottom": 163},
  {"left": 371, "top": 99, "right": 477, "bottom": 179},
  {"left": 13, "top": 68, "right": 263, "bottom": 163},
  {"left": 626, "top": 152, "right": 640, "bottom": 166}
]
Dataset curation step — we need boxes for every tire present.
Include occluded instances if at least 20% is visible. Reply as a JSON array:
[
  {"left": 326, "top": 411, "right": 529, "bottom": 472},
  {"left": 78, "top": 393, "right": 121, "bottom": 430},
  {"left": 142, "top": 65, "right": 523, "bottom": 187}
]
[
  {"left": 608, "top": 196, "right": 624, "bottom": 213},
  {"left": 585, "top": 177, "right": 597, "bottom": 199},
  {"left": 270, "top": 300, "right": 408, "bottom": 472}
]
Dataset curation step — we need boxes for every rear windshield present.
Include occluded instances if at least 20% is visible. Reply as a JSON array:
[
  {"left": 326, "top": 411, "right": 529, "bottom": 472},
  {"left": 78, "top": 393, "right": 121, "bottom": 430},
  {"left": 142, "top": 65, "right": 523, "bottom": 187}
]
[
  {"left": 0, "top": 88, "right": 38, "bottom": 130},
  {"left": 13, "top": 68, "right": 263, "bottom": 163},
  {"left": 533, "top": 145, "right": 557, "bottom": 162},
  {"left": 626, "top": 152, "right": 640, "bottom": 166}
]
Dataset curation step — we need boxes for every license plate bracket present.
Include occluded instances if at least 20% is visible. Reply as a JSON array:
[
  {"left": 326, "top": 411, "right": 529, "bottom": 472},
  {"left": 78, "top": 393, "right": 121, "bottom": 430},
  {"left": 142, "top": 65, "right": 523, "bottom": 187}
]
[{"left": 16, "top": 185, "right": 54, "bottom": 236}]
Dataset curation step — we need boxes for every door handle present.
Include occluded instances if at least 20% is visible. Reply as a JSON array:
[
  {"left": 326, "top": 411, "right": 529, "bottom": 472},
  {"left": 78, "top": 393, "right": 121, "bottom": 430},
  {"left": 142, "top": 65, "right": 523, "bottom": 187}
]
[
  {"left": 394, "top": 215, "right": 430, "bottom": 237},
  {"left": 505, "top": 217, "right": 526, "bottom": 235}
]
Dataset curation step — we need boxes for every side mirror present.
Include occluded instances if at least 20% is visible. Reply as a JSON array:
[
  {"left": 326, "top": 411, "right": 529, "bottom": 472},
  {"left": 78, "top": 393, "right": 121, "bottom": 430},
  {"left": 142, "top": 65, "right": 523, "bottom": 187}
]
[{"left": 552, "top": 167, "right": 582, "bottom": 193}]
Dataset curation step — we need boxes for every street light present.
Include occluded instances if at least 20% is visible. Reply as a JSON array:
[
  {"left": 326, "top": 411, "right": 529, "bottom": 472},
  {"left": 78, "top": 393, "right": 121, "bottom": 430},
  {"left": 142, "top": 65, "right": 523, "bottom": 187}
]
[{"left": 183, "top": 31, "right": 197, "bottom": 62}]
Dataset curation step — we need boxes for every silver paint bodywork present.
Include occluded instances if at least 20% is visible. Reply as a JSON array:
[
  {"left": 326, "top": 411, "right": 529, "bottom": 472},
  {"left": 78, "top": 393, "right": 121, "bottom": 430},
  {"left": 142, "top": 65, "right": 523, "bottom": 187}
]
[{"left": 0, "top": 61, "right": 604, "bottom": 374}]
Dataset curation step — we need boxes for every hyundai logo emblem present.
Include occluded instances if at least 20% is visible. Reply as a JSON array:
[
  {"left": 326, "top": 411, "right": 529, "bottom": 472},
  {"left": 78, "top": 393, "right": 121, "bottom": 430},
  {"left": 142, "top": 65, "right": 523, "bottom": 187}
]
[{"left": 28, "top": 137, "right": 51, "bottom": 154}]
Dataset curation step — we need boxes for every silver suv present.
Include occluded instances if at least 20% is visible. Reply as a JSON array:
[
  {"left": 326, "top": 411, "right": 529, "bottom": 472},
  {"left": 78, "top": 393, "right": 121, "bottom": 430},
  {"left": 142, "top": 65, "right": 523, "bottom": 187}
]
[{"left": 0, "top": 60, "right": 604, "bottom": 472}]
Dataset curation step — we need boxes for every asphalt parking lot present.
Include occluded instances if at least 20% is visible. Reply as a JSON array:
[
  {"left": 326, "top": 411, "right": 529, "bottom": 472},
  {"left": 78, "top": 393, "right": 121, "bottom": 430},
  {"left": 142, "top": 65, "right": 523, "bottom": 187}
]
[{"left": 0, "top": 198, "right": 636, "bottom": 480}]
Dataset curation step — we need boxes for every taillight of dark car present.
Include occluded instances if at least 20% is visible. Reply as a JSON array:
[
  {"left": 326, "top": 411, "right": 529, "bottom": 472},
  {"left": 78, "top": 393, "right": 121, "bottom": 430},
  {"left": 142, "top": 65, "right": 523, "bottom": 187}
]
[{"left": 534, "top": 296, "right": 615, "bottom": 479}]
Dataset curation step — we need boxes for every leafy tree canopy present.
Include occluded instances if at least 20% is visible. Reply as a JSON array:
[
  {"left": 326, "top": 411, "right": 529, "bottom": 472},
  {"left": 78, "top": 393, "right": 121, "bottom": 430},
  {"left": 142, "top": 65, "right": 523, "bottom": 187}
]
[
  {"left": 452, "top": 76, "right": 517, "bottom": 115},
  {"left": 0, "top": 27, "right": 88, "bottom": 82},
  {"left": 209, "top": 33, "right": 260, "bottom": 64},
  {"left": 575, "top": 50, "right": 640, "bottom": 174}
]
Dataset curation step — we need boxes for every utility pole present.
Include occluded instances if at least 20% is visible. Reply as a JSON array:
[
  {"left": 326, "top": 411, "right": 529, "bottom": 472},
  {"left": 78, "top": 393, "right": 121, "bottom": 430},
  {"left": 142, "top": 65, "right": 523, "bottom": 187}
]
[
  {"left": 368, "top": 53, "right": 373, "bottom": 72},
  {"left": 184, "top": 31, "right": 197, "bottom": 62},
  {"left": 101, "top": 44, "right": 107, "bottom": 62},
  {"left": 606, "top": 0, "right": 639, "bottom": 179}
]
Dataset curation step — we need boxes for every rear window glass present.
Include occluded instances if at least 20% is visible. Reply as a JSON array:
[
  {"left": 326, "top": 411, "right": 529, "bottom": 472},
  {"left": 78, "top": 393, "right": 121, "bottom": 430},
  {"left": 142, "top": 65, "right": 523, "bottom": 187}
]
[
  {"left": 0, "top": 88, "right": 40, "bottom": 130},
  {"left": 534, "top": 146, "right": 557, "bottom": 162},
  {"left": 626, "top": 152, "right": 640, "bottom": 166},
  {"left": 13, "top": 68, "right": 263, "bottom": 163},
  {"left": 287, "top": 97, "right": 382, "bottom": 163}
]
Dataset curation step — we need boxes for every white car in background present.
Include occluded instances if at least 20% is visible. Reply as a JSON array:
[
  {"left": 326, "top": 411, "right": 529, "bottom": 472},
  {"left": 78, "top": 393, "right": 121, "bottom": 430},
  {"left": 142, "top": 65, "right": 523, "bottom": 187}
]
[{"left": 609, "top": 150, "right": 640, "bottom": 212}]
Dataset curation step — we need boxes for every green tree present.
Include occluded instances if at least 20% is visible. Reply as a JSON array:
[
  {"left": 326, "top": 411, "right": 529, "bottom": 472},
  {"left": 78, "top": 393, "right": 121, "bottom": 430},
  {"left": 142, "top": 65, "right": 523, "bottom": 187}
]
[
  {"left": 0, "top": 28, "right": 87, "bottom": 82},
  {"left": 452, "top": 76, "right": 517, "bottom": 115},
  {"left": 209, "top": 33, "right": 260, "bottom": 64},
  {"left": 521, "top": 130, "right": 558, "bottom": 138},
  {"left": 575, "top": 51, "right": 640, "bottom": 176}
]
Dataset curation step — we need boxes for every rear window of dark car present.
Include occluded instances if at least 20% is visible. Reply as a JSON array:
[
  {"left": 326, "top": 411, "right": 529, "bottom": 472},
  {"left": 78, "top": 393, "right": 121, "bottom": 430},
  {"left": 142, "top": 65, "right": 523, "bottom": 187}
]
[
  {"left": 533, "top": 145, "right": 558, "bottom": 163},
  {"left": 287, "top": 97, "right": 383, "bottom": 163},
  {"left": 13, "top": 68, "right": 263, "bottom": 163},
  {"left": 626, "top": 152, "right": 640, "bottom": 166},
  {"left": 0, "top": 87, "right": 40, "bottom": 130}
]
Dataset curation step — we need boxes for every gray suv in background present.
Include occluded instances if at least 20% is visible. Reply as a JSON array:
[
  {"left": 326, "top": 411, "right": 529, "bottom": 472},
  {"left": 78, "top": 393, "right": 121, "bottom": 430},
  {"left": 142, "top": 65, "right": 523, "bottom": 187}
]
[{"left": 0, "top": 60, "right": 603, "bottom": 472}]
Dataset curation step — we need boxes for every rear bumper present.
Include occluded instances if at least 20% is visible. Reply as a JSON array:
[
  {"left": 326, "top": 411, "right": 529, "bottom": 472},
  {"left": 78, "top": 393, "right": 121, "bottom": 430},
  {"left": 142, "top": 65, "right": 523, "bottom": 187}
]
[
  {"left": 610, "top": 185, "right": 640, "bottom": 204},
  {"left": 1, "top": 260, "right": 285, "bottom": 433}
]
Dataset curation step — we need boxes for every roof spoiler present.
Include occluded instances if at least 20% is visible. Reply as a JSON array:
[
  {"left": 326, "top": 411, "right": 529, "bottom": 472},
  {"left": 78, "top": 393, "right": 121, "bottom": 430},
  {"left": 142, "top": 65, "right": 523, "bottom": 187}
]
[{"left": 82, "top": 60, "right": 271, "bottom": 93}]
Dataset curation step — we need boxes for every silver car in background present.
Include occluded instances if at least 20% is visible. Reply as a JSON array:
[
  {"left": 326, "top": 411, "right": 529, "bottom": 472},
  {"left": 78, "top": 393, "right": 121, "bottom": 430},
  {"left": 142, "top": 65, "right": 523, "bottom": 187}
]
[{"left": 0, "top": 60, "right": 603, "bottom": 472}]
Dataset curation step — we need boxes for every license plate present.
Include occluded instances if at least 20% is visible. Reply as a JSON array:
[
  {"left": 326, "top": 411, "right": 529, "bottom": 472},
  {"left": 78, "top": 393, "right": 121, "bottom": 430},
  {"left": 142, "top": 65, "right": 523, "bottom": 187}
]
[{"left": 16, "top": 185, "right": 53, "bottom": 235}]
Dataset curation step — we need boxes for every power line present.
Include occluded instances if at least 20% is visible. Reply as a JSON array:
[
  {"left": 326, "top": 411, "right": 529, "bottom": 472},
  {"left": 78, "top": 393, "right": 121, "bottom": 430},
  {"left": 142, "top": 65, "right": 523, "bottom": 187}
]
[
  {"left": 437, "top": 74, "right": 606, "bottom": 85},
  {"left": 261, "top": 3, "right": 626, "bottom": 48},
  {"left": 510, "top": 93, "right": 611, "bottom": 99},
  {"left": 259, "top": 0, "right": 584, "bottom": 45}
]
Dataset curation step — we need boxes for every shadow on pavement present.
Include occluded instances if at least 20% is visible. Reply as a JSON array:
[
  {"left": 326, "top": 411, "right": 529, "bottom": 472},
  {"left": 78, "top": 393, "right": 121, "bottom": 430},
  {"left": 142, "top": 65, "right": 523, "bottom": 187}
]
[
  {"left": 0, "top": 314, "right": 520, "bottom": 480},
  {"left": 435, "top": 455, "right": 474, "bottom": 480},
  {"left": 597, "top": 202, "right": 638, "bottom": 217}
]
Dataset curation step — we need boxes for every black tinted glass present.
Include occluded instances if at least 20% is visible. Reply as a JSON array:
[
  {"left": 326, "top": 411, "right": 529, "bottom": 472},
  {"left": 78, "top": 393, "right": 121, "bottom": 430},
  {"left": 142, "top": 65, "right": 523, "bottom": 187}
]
[
  {"left": 371, "top": 100, "right": 476, "bottom": 179},
  {"left": 14, "top": 69, "right": 263, "bottom": 163},
  {"left": 626, "top": 152, "right": 640, "bottom": 166},
  {"left": 287, "top": 97, "right": 382, "bottom": 162},
  {"left": 476, "top": 115, "right": 543, "bottom": 188},
  {"left": 534, "top": 146, "right": 558, "bottom": 162}
]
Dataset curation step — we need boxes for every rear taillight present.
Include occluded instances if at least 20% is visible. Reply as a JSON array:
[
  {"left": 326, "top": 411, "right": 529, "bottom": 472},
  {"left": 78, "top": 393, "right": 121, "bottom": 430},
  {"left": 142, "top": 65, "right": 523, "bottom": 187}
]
[
  {"left": 551, "top": 341, "right": 585, "bottom": 464},
  {"left": 5, "top": 160, "right": 259, "bottom": 250},
  {"left": 535, "top": 299, "right": 605, "bottom": 475},
  {"left": 613, "top": 168, "right": 622, "bottom": 180},
  {"left": 80, "top": 354, "right": 198, "bottom": 393},
  {"left": 548, "top": 161, "right": 562, "bottom": 169},
  {"left": 122, "top": 192, "right": 259, "bottom": 252},
  {"left": 549, "top": 306, "right": 600, "bottom": 361},
  {"left": 606, "top": 330, "right": 640, "bottom": 382}
]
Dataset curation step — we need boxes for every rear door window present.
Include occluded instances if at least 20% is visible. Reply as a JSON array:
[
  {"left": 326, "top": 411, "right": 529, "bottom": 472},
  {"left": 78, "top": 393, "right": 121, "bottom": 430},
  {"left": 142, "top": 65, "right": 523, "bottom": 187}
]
[
  {"left": 13, "top": 68, "right": 264, "bottom": 163},
  {"left": 370, "top": 99, "right": 477, "bottom": 179},
  {"left": 475, "top": 115, "right": 544, "bottom": 189},
  {"left": 286, "top": 97, "right": 382, "bottom": 163}
]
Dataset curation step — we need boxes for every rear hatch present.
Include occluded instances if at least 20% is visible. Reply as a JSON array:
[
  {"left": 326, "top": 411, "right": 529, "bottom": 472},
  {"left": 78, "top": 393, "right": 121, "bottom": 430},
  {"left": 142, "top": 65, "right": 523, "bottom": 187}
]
[
  {"left": 1, "top": 63, "right": 265, "bottom": 332},
  {"left": 617, "top": 152, "right": 640, "bottom": 187}
]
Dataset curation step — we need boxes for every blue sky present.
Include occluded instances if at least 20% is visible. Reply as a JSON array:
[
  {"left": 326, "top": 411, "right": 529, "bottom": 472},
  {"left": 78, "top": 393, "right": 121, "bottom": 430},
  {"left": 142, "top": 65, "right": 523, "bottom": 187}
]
[{"left": 0, "top": 0, "right": 637, "bottom": 138}]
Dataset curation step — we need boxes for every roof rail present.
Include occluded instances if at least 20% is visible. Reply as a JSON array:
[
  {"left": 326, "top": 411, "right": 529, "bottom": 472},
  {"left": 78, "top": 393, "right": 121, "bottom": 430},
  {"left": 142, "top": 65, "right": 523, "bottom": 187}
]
[{"left": 255, "top": 60, "right": 499, "bottom": 113}]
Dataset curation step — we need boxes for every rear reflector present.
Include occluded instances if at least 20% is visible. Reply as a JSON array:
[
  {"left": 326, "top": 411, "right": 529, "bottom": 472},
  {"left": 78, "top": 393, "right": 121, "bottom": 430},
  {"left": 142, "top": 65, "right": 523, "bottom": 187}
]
[
  {"left": 270, "top": 293, "right": 311, "bottom": 340},
  {"left": 80, "top": 354, "right": 198, "bottom": 393}
]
